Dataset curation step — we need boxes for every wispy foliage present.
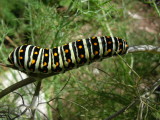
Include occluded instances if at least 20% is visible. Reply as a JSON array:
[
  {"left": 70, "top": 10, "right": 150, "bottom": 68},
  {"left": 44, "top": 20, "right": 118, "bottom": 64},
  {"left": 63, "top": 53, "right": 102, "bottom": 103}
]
[{"left": 0, "top": 0, "right": 159, "bottom": 119}]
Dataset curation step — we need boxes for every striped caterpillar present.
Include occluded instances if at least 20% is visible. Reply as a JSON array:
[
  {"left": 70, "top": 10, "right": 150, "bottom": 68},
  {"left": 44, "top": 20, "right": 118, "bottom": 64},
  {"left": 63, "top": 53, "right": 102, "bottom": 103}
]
[{"left": 8, "top": 36, "right": 129, "bottom": 74}]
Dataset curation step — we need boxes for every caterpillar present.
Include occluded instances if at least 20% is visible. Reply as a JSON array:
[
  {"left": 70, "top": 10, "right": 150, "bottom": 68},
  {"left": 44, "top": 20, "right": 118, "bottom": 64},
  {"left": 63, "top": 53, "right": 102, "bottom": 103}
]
[{"left": 8, "top": 36, "right": 129, "bottom": 74}]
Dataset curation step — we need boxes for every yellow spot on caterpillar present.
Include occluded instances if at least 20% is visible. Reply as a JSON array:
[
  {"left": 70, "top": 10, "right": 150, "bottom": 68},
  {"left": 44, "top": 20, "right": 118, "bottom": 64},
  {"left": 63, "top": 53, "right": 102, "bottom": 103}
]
[
  {"left": 34, "top": 52, "right": 38, "bottom": 54},
  {"left": 54, "top": 53, "right": 58, "bottom": 56},
  {"left": 119, "top": 49, "right": 122, "bottom": 51},
  {"left": 80, "top": 54, "right": 84, "bottom": 58},
  {"left": 45, "top": 53, "right": 48, "bottom": 57},
  {"left": 45, "top": 48, "right": 49, "bottom": 50},
  {"left": 54, "top": 47, "right": 57, "bottom": 48},
  {"left": 92, "top": 37, "right": 96, "bottom": 39},
  {"left": 106, "top": 36, "right": 110, "bottom": 38},
  {"left": 94, "top": 43, "right": 98, "bottom": 46},
  {"left": 20, "top": 50, "right": 24, "bottom": 52},
  {"left": 43, "top": 62, "right": 47, "bottom": 66},
  {"left": 19, "top": 57, "right": 23, "bottom": 59},
  {"left": 31, "top": 59, "right": 36, "bottom": 64},
  {"left": 108, "top": 49, "right": 111, "bottom": 52},
  {"left": 77, "top": 40, "right": 81, "bottom": 42},
  {"left": 125, "top": 44, "right": 129, "bottom": 47},
  {"left": 37, "top": 47, "right": 40, "bottom": 49},
  {"left": 67, "top": 59, "right": 71, "bottom": 63},
  {"left": 108, "top": 41, "right": 112, "bottom": 44},
  {"left": 64, "top": 44, "right": 68, "bottom": 46},
  {"left": 56, "top": 62, "right": 59, "bottom": 66},
  {"left": 78, "top": 45, "right": 83, "bottom": 49},
  {"left": 94, "top": 51, "right": 99, "bottom": 55},
  {"left": 65, "top": 49, "right": 69, "bottom": 53}
]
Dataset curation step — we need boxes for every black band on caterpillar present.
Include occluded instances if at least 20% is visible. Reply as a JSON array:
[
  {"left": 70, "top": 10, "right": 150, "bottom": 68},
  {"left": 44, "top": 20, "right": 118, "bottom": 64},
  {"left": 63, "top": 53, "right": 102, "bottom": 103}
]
[{"left": 8, "top": 36, "right": 129, "bottom": 74}]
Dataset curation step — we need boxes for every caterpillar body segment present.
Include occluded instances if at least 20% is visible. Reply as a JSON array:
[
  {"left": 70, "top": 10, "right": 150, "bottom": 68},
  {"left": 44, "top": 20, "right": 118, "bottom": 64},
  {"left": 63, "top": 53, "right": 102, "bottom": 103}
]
[{"left": 8, "top": 36, "right": 129, "bottom": 74}]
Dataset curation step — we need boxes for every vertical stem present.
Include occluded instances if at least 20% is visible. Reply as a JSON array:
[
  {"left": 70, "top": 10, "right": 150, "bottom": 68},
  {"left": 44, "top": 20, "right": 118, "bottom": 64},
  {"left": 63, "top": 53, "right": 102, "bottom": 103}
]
[
  {"left": 30, "top": 80, "right": 42, "bottom": 119},
  {"left": 153, "top": 1, "right": 160, "bottom": 16},
  {"left": 28, "top": 3, "right": 35, "bottom": 44}
]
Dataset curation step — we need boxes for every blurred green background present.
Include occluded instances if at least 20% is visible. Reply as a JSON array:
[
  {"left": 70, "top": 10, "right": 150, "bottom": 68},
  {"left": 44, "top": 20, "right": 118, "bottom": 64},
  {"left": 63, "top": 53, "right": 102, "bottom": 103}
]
[{"left": 0, "top": 0, "right": 160, "bottom": 119}]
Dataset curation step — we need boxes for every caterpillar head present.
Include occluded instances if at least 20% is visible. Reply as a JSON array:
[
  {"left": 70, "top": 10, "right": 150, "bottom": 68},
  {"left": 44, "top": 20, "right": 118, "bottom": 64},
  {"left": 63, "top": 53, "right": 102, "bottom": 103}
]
[
  {"left": 7, "top": 46, "right": 27, "bottom": 72},
  {"left": 8, "top": 51, "right": 14, "bottom": 65}
]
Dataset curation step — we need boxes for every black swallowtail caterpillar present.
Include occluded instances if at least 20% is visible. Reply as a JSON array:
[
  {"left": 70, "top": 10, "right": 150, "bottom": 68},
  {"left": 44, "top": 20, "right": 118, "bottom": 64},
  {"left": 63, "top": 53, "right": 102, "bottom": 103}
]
[{"left": 8, "top": 36, "right": 129, "bottom": 74}]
